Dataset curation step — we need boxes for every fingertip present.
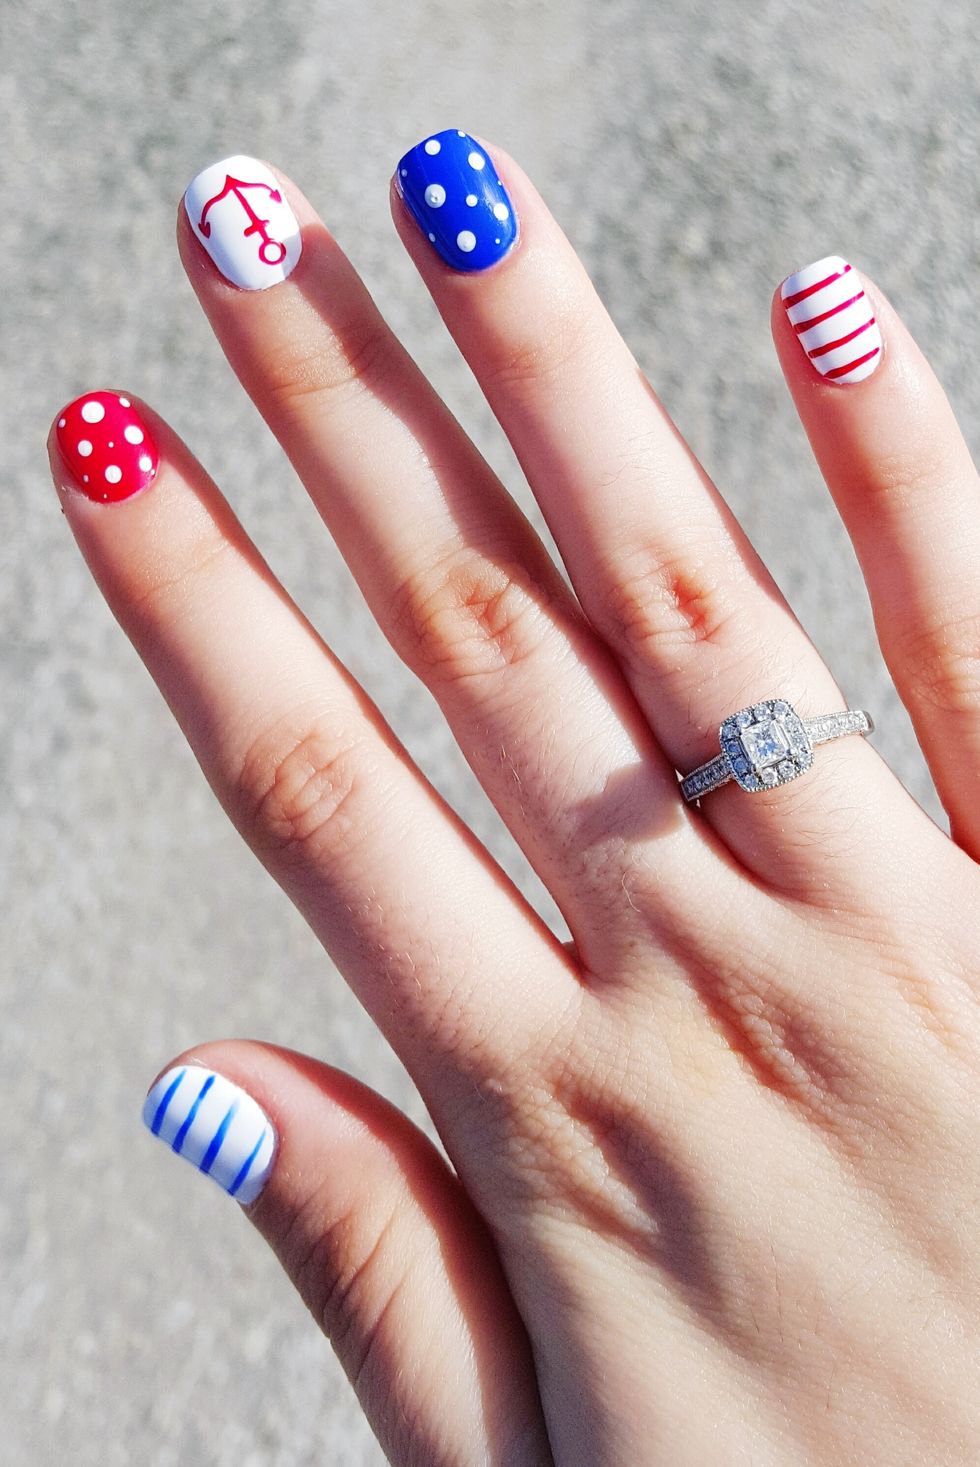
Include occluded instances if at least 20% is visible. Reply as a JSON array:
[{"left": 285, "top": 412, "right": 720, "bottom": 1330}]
[
  {"left": 49, "top": 389, "right": 160, "bottom": 506},
  {"left": 141, "top": 1043, "right": 279, "bottom": 1207}
]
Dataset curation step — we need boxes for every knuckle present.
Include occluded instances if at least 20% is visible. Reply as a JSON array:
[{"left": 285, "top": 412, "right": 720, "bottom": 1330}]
[
  {"left": 128, "top": 533, "right": 233, "bottom": 623},
  {"left": 601, "top": 546, "right": 744, "bottom": 667},
  {"left": 486, "top": 299, "right": 601, "bottom": 396},
  {"left": 263, "top": 316, "right": 400, "bottom": 417},
  {"left": 898, "top": 615, "right": 980, "bottom": 716},
  {"left": 388, "top": 546, "right": 552, "bottom": 688},
  {"left": 283, "top": 1187, "right": 403, "bottom": 1358},
  {"left": 234, "top": 713, "right": 372, "bottom": 867}
]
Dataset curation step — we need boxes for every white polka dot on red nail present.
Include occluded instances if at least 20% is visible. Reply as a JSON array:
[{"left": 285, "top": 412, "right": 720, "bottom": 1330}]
[
  {"left": 57, "top": 390, "right": 158, "bottom": 502},
  {"left": 457, "top": 230, "right": 477, "bottom": 253}
]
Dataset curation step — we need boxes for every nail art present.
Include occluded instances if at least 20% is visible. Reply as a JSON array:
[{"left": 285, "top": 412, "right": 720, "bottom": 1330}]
[
  {"left": 142, "top": 1066, "right": 276, "bottom": 1205},
  {"left": 55, "top": 391, "right": 158, "bottom": 503},
  {"left": 780, "top": 256, "right": 882, "bottom": 384},
  {"left": 396, "top": 129, "right": 518, "bottom": 272},
  {"left": 184, "top": 155, "right": 301, "bottom": 291}
]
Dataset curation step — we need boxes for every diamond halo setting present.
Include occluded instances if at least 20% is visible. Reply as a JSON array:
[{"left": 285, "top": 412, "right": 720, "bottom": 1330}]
[
  {"left": 680, "top": 699, "right": 874, "bottom": 803},
  {"left": 720, "top": 699, "right": 813, "bottom": 793}
]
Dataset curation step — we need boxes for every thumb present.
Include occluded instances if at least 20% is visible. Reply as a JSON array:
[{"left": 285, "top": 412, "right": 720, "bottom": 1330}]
[{"left": 141, "top": 1041, "right": 552, "bottom": 1467}]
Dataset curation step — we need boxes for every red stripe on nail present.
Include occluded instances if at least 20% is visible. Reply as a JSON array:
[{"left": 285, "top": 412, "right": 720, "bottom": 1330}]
[
  {"left": 781, "top": 262, "right": 852, "bottom": 309},
  {"left": 806, "top": 317, "right": 877, "bottom": 359},
  {"left": 55, "top": 392, "right": 158, "bottom": 503},
  {"left": 823, "top": 346, "right": 881, "bottom": 380},
  {"left": 793, "top": 289, "right": 867, "bottom": 333}
]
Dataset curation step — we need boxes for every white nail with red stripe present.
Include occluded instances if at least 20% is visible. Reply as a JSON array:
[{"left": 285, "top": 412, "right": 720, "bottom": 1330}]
[{"left": 781, "top": 255, "right": 882, "bottom": 384}]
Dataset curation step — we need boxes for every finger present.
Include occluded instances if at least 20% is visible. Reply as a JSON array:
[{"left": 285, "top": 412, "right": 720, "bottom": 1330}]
[
  {"left": 772, "top": 260, "right": 980, "bottom": 859},
  {"left": 177, "top": 155, "right": 712, "bottom": 956},
  {"left": 49, "top": 393, "right": 570, "bottom": 1090},
  {"left": 391, "top": 133, "right": 918, "bottom": 894},
  {"left": 142, "top": 1042, "right": 553, "bottom": 1467}
]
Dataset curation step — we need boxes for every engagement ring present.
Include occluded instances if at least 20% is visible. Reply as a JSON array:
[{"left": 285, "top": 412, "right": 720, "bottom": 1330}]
[{"left": 680, "top": 699, "right": 873, "bottom": 802}]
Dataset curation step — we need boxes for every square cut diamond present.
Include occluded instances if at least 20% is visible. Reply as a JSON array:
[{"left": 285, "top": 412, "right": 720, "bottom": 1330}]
[
  {"left": 720, "top": 700, "right": 814, "bottom": 792},
  {"left": 742, "top": 719, "right": 790, "bottom": 768}
]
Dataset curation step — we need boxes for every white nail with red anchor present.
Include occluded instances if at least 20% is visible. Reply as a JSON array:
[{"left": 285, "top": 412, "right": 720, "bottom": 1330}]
[{"left": 184, "top": 155, "right": 302, "bottom": 291}]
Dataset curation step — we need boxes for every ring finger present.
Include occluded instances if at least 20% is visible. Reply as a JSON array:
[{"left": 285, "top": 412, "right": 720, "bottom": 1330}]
[{"left": 392, "top": 133, "right": 933, "bottom": 893}]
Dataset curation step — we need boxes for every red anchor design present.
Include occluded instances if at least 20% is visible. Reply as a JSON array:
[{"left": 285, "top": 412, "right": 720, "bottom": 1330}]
[{"left": 198, "top": 175, "right": 288, "bottom": 266}]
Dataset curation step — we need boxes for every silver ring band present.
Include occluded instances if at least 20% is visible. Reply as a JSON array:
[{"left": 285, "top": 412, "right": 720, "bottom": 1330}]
[{"left": 680, "top": 701, "right": 874, "bottom": 803}]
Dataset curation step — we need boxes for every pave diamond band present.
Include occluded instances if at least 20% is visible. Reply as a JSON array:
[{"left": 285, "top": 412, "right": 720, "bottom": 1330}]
[{"left": 680, "top": 702, "right": 874, "bottom": 803}]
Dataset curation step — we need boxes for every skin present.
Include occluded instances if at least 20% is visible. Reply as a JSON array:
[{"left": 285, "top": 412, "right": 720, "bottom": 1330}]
[{"left": 49, "top": 145, "right": 980, "bottom": 1465}]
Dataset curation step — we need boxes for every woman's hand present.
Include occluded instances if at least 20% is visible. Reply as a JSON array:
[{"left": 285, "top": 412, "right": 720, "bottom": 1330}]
[{"left": 49, "top": 134, "right": 980, "bottom": 1465}]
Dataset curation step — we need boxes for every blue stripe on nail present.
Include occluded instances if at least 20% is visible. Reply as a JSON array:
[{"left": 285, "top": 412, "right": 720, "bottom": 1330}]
[
  {"left": 171, "top": 1072, "right": 215, "bottom": 1155},
  {"left": 150, "top": 1068, "right": 187, "bottom": 1135},
  {"left": 227, "top": 1125, "right": 268, "bottom": 1198},
  {"left": 199, "top": 1098, "right": 240, "bottom": 1175},
  {"left": 395, "top": 129, "right": 518, "bottom": 273}
]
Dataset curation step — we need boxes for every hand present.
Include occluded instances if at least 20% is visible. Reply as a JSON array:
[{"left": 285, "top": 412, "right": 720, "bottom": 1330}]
[{"left": 50, "top": 133, "right": 980, "bottom": 1465}]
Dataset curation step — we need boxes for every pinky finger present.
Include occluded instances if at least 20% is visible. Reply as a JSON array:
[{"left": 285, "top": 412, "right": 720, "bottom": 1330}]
[
  {"left": 773, "top": 257, "right": 980, "bottom": 857},
  {"left": 142, "top": 1041, "right": 552, "bottom": 1467}
]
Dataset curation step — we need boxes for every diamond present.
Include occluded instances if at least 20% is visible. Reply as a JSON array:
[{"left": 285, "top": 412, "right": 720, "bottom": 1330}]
[
  {"left": 742, "top": 719, "right": 791, "bottom": 769},
  {"left": 724, "top": 698, "right": 814, "bottom": 792}
]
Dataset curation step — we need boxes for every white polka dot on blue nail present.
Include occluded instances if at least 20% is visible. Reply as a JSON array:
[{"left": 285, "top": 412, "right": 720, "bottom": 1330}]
[{"left": 399, "top": 129, "right": 517, "bottom": 272}]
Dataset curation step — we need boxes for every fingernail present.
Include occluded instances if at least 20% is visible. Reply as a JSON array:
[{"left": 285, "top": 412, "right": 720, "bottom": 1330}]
[
  {"left": 395, "top": 129, "right": 518, "bottom": 272},
  {"left": 184, "top": 155, "right": 302, "bottom": 291},
  {"left": 142, "top": 1065, "right": 276, "bottom": 1205},
  {"left": 55, "top": 391, "right": 158, "bottom": 503},
  {"left": 780, "top": 255, "right": 882, "bottom": 384}
]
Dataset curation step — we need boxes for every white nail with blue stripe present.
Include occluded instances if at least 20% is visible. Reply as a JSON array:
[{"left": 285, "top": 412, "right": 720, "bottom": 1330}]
[{"left": 142, "top": 1066, "right": 275, "bottom": 1205}]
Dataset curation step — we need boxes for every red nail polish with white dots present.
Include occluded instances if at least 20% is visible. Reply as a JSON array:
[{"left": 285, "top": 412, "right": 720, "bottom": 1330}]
[{"left": 55, "top": 391, "right": 158, "bottom": 503}]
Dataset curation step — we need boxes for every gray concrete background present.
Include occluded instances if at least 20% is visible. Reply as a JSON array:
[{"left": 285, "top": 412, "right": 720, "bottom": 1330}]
[{"left": 2, "top": 0, "right": 977, "bottom": 1462}]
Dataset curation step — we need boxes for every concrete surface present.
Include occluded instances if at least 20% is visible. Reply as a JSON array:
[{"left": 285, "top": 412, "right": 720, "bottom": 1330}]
[{"left": 2, "top": 0, "right": 977, "bottom": 1462}]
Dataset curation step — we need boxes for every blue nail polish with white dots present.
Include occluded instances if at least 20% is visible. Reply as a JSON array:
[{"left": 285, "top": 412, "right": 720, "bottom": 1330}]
[{"left": 396, "top": 129, "right": 518, "bottom": 273}]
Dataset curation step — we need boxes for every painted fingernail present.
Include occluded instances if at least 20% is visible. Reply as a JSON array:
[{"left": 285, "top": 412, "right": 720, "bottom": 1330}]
[
  {"left": 184, "top": 155, "right": 301, "bottom": 291},
  {"left": 142, "top": 1065, "right": 276, "bottom": 1205},
  {"left": 780, "top": 255, "right": 882, "bottom": 384},
  {"left": 395, "top": 129, "right": 518, "bottom": 272},
  {"left": 55, "top": 391, "right": 158, "bottom": 503}
]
